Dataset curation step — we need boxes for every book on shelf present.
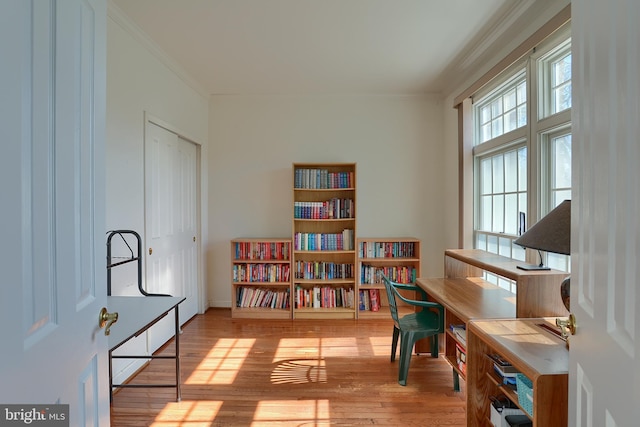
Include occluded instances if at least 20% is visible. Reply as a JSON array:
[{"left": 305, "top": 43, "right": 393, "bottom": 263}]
[
  {"left": 234, "top": 241, "right": 290, "bottom": 261},
  {"left": 294, "top": 198, "right": 355, "bottom": 219},
  {"left": 294, "top": 230, "right": 354, "bottom": 251},
  {"left": 359, "top": 265, "right": 416, "bottom": 285},
  {"left": 369, "top": 289, "right": 380, "bottom": 312},
  {"left": 357, "top": 289, "right": 381, "bottom": 312},
  {"left": 487, "top": 353, "right": 521, "bottom": 385},
  {"left": 236, "top": 286, "right": 290, "bottom": 309},
  {"left": 294, "top": 168, "right": 354, "bottom": 189},
  {"left": 294, "top": 260, "right": 354, "bottom": 280},
  {"left": 295, "top": 285, "right": 355, "bottom": 309},
  {"left": 449, "top": 324, "right": 467, "bottom": 347},
  {"left": 455, "top": 342, "right": 467, "bottom": 375},
  {"left": 358, "top": 241, "right": 416, "bottom": 258}
]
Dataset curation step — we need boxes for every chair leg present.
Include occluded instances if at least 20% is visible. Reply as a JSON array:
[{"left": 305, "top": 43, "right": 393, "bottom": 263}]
[
  {"left": 430, "top": 334, "right": 439, "bottom": 358},
  {"left": 397, "top": 332, "right": 414, "bottom": 386},
  {"left": 390, "top": 326, "right": 400, "bottom": 362},
  {"left": 453, "top": 369, "right": 460, "bottom": 392}
]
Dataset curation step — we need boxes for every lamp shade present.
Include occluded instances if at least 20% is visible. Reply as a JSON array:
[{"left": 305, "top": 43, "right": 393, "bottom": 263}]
[{"left": 514, "top": 200, "right": 571, "bottom": 255}]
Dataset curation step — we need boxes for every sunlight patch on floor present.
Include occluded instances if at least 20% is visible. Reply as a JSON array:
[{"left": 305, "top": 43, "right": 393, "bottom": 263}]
[
  {"left": 368, "top": 336, "right": 392, "bottom": 356},
  {"left": 185, "top": 338, "right": 255, "bottom": 385},
  {"left": 253, "top": 399, "right": 330, "bottom": 423},
  {"left": 151, "top": 400, "right": 223, "bottom": 426}
]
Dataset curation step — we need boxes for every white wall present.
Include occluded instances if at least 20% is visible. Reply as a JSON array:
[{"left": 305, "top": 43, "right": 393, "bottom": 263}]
[
  {"left": 207, "top": 94, "right": 447, "bottom": 307},
  {"left": 105, "top": 8, "right": 209, "bottom": 384},
  {"left": 105, "top": 10, "right": 209, "bottom": 296}
]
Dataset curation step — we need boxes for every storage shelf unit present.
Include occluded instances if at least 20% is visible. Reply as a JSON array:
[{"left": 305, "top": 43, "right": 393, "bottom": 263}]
[
  {"left": 466, "top": 318, "right": 568, "bottom": 427},
  {"left": 292, "top": 163, "right": 357, "bottom": 319},
  {"left": 357, "top": 237, "right": 421, "bottom": 319},
  {"left": 417, "top": 249, "right": 569, "bottom": 387},
  {"left": 231, "top": 238, "right": 292, "bottom": 319}
]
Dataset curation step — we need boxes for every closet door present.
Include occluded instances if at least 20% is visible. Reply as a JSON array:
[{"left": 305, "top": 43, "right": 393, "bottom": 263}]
[{"left": 145, "top": 120, "right": 199, "bottom": 352}]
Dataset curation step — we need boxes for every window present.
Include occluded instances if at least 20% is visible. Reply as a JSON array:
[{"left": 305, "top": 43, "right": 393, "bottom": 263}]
[
  {"left": 538, "top": 39, "right": 572, "bottom": 118},
  {"left": 471, "top": 29, "right": 572, "bottom": 288},
  {"left": 476, "top": 73, "right": 527, "bottom": 145}
]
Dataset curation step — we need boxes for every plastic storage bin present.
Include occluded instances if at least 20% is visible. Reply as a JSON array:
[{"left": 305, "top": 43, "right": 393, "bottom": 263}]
[{"left": 516, "top": 373, "right": 534, "bottom": 417}]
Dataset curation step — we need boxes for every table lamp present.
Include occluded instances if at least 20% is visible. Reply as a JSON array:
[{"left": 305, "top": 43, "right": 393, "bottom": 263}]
[{"left": 514, "top": 200, "right": 571, "bottom": 311}]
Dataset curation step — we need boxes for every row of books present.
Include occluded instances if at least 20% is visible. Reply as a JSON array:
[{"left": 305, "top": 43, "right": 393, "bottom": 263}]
[
  {"left": 358, "top": 289, "right": 382, "bottom": 312},
  {"left": 456, "top": 342, "right": 467, "bottom": 375},
  {"left": 236, "top": 287, "right": 290, "bottom": 309},
  {"left": 294, "top": 198, "right": 355, "bottom": 219},
  {"left": 294, "top": 230, "right": 355, "bottom": 251},
  {"left": 294, "top": 261, "right": 354, "bottom": 280},
  {"left": 359, "top": 265, "right": 417, "bottom": 285},
  {"left": 358, "top": 241, "right": 416, "bottom": 258},
  {"left": 234, "top": 241, "right": 290, "bottom": 261},
  {"left": 233, "top": 263, "right": 291, "bottom": 283},
  {"left": 294, "top": 285, "right": 355, "bottom": 309},
  {"left": 294, "top": 169, "right": 354, "bottom": 189},
  {"left": 488, "top": 353, "right": 521, "bottom": 387}
]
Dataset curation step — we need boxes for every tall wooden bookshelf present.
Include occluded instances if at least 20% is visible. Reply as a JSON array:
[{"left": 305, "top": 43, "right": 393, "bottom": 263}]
[
  {"left": 292, "top": 163, "right": 357, "bottom": 319},
  {"left": 357, "top": 237, "right": 421, "bottom": 319},
  {"left": 231, "top": 238, "right": 292, "bottom": 319}
]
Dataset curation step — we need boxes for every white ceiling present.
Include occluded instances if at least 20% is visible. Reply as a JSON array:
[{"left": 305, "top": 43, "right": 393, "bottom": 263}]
[{"left": 110, "top": 0, "right": 544, "bottom": 96}]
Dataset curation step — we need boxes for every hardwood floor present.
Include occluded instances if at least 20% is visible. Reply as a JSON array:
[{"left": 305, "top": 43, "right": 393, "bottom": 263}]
[{"left": 110, "top": 308, "right": 466, "bottom": 426}]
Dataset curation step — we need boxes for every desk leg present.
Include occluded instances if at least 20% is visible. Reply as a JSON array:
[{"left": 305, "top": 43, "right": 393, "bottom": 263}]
[
  {"left": 453, "top": 369, "right": 460, "bottom": 392},
  {"left": 174, "top": 305, "right": 181, "bottom": 402}
]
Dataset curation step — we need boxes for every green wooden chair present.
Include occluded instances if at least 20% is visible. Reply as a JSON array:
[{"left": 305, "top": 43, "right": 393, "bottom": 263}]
[{"left": 382, "top": 274, "right": 444, "bottom": 386}]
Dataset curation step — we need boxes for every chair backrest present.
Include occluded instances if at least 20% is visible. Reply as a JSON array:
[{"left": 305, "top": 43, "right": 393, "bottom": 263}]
[{"left": 382, "top": 275, "right": 400, "bottom": 325}]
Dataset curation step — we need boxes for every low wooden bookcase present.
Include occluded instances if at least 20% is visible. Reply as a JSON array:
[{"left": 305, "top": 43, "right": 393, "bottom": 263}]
[
  {"left": 231, "top": 238, "right": 292, "bottom": 319},
  {"left": 466, "top": 318, "right": 568, "bottom": 427},
  {"left": 357, "top": 237, "right": 421, "bottom": 319}
]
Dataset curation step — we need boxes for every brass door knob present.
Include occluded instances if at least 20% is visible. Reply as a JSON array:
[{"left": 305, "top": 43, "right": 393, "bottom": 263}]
[
  {"left": 556, "top": 313, "right": 576, "bottom": 338},
  {"left": 99, "top": 307, "right": 119, "bottom": 336}
]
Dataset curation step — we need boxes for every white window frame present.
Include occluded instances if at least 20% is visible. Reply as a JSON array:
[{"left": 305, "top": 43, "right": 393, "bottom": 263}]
[{"left": 471, "top": 25, "right": 573, "bottom": 290}]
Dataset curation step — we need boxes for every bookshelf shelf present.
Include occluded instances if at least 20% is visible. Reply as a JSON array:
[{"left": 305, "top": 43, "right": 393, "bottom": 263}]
[
  {"left": 231, "top": 238, "right": 292, "bottom": 319},
  {"left": 357, "top": 237, "right": 421, "bottom": 319},
  {"left": 292, "top": 163, "right": 357, "bottom": 320}
]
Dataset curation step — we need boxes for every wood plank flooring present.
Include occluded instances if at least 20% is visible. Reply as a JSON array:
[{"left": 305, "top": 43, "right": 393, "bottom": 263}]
[{"left": 110, "top": 308, "right": 466, "bottom": 426}]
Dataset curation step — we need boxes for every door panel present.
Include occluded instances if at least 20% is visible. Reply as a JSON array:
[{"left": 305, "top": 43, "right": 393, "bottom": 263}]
[
  {"left": 145, "top": 121, "right": 199, "bottom": 352},
  {"left": 0, "top": 0, "right": 108, "bottom": 425},
  {"left": 570, "top": 0, "right": 639, "bottom": 425}
]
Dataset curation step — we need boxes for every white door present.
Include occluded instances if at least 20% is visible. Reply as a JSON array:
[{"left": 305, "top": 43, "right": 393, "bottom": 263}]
[
  {"left": 145, "top": 120, "right": 199, "bottom": 352},
  {"left": 0, "top": 0, "right": 109, "bottom": 425},
  {"left": 570, "top": 0, "right": 639, "bottom": 425}
]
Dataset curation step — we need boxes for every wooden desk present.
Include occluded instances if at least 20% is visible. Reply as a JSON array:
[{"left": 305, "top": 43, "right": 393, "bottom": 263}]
[
  {"left": 467, "top": 318, "right": 568, "bottom": 426},
  {"left": 107, "top": 295, "right": 185, "bottom": 402},
  {"left": 416, "top": 277, "right": 516, "bottom": 389}
]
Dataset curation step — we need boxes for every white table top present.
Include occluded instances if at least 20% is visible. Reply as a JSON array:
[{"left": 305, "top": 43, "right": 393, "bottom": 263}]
[{"left": 107, "top": 295, "right": 185, "bottom": 350}]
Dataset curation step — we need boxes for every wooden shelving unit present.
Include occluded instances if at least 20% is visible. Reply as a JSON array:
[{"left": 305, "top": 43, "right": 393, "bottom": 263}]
[
  {"left": 231, "top": 238, "right": 292, "bottom": 319},
  {"left": 417, "top": 248, "right": 569, "bottom": 386},
  {"left": 357, "top": 237, "right": 421, "bottom": 319},
  {"left": 292, "top": 163, "right": 357, "bottom": 320},
  {"left": 467, "top": 318, "right": 569, "bottom": 427}
]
